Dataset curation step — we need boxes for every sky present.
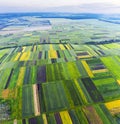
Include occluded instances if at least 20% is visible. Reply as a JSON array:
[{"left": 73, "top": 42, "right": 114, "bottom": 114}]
[{"left": 0, "top": 0, "right": 120, "bottom": 13}]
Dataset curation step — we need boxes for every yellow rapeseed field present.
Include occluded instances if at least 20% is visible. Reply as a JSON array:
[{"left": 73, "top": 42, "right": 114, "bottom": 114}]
[
  {"left": 60, "top": 111, "right": 73, "bottom": 124},
  {"left": 50, "top": 44, "right": 54, "bottom": 50},
  {"left": 20, "top": 52, "right": 31, "bottom": 61},
  {"left": 105, "top": 100, "right": 120, "bottom": 110},
  {"left": 22, "top": 47, "right": 26, "bottom": 52},
  {"left": 81, "top": 60, "right": 94, "bottom": 78},
  {"left": 68, "top": 44, "right": 72, "bottom": 49},
  {"left": 65, "top": 44, "right": 70, "bottom": 50},
  {"left": 117, "top": 80, "right": 120, "bottom": 85},
  {"left": 59, "top": 44, "right": 65, "bottom": 50},
  {"left": 48, "top": 50, "right": 58, "bottom": 59},
  {"left": 74, "top": 79, "right": 87, "bottom": 103},
  {"left": 92, "top": 69, "right": 108, "bottom": 74},
  {"left": 33, "top": 45, "right": 37, "bottom": 52},
  {"left": 17, "top": 67, "right": 25, "bottom": 86},
  {"left": 77, "top": 55, "right": 91, "bottom": 59},
  {"left": 14, "top": 52, "right": 21, "bottom": 61},
  {"left": 42, "top": 114, "right": 48, "bottom": 124}
]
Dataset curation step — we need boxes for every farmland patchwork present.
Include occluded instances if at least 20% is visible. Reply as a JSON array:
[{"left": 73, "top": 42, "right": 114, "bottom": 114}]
[{"left": 1, "top": 18, "right": 120, "bottom": 124}]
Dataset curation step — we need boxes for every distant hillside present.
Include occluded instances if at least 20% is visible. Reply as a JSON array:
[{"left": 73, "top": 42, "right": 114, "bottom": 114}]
[{"left": 0, "top": 13, "right": 102, "bottom": 19}]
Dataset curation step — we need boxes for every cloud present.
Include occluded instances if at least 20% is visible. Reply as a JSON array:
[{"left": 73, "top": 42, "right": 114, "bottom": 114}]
[
  {"left": 0, "top": 2, "right": 119, "bottom": 14},
  {"left": 44, "top": 3, "right": 120, "bottom": 14}
]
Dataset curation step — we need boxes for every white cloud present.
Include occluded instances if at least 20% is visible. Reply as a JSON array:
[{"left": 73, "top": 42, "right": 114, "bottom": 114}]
[
  {"left": 0, "top": 0, "right": 120, "bottom": 7},
  {"left": 0, "top": 0, "right": 120, "bottom": 13}
]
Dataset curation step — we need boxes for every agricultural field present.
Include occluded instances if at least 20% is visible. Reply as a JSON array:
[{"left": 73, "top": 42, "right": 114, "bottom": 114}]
[{"left": 0, "top": 15, "right": 120, "bottom": 124}]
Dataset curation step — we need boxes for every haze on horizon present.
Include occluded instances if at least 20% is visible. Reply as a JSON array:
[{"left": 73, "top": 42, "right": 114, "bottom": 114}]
[{"left": 0, "top": 0, "right": 120, "bottom": 14}]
